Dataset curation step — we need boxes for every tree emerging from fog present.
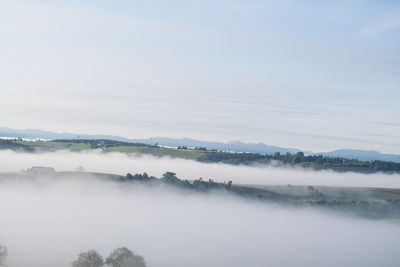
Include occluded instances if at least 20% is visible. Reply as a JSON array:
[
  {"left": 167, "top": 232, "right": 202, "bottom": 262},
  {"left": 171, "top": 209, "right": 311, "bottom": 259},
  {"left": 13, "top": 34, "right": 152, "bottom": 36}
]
[
  {"left": 0, "top": 246, "right": 7, "bottom": 266},
  {"left": 105, "top": 247, "right": 146, "bottom": 267},
  {"left": 72, "top": 250, "right": 104, "bottom": 267}
]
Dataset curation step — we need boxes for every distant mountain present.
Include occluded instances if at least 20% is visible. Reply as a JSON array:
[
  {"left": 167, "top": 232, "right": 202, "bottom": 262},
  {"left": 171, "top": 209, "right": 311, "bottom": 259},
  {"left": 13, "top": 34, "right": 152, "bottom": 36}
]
[
  {"left": 132, "top": 138, "right": 400, "bottom": 163},
  {"left": 0, "top": 127, "right": 73, "bottom": 140},
  {"left": 1, "top": 127, "right": 399, "bottom": 163},
  {"left": 131, "top": 137, "right": 303, "bottom": 155},
  {"left": 0, "top": 127, "right": 301, "bottom": 154},
  {"left": 317, "top": 149, "right": 400, "bottom": 163},
  {"left": 0, "top": 127, "right": 132, "bottom": 142}
]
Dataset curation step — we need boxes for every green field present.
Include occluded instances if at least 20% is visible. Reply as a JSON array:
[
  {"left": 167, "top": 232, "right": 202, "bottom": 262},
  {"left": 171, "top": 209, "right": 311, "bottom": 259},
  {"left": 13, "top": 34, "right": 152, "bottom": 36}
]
[
  {"left": 15, "top": 140, "right": 203, "bottom": 159},
  {"left": 18, "top": 141, "right": 92, "bottom": 152},
  {"left": 18, "top": 141, "right": 70, "bottom": 149},
  {"left": 106, "top": 146, "right": 202, "bottom": 159},
  {"left": 67, "top": 143, "right": 92, "bottom": 151}
]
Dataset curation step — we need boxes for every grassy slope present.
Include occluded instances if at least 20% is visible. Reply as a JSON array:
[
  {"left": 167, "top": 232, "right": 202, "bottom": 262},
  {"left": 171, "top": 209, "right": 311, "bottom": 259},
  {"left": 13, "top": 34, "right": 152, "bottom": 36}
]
[
  {"left": 16, "top": 141, "right": 202, "bottom": 159},
  {"left": 239, "top": 184, "right": 400, "bottom": 201},
  {"left": 18, "top": 141, "right": 69, "bottom": 149},
  {"left": 106, "top": 146, "right": 202, "bottom": 159},
  {"left": 19, "top": 141, "right": 91, "bottom": 152},
  {"left": 2, "top": 170, "right": 400, "bottom": 221},
  {"left": 2, "top": 170, "right": 398, "bottom": 203},
  {"left": 67, "top": 143, "right": 92, "bottom": 151}
]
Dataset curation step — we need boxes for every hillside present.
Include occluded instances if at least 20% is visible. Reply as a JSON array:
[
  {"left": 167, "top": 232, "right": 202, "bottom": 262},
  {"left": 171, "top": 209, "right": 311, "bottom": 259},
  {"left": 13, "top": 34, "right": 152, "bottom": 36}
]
[
  {"left": 1, "top": 139, "right": 400, "bottom": 174},
  {"left": 1, "top": 170, "right": 399, "bottom": 220}
]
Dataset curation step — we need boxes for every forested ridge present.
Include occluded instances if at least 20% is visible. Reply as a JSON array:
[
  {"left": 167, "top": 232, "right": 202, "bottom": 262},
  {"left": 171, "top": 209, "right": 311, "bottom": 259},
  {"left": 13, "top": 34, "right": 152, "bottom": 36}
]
[
  {"left": 121, "top": 171, "right": 400, "bottom": 220},
  {"left": 197, "top": 151, "right": 400, "bottom": 173}
]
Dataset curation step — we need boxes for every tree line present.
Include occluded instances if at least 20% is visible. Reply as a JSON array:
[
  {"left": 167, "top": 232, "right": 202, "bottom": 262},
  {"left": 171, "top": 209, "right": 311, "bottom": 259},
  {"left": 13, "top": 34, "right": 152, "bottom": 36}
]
[
  {"left": 197, "top": 151, "right": 400, "bottom": 173},
  {"left": 123, "top": 171, "right": 400, "bottom": 219},
  {"left": 72, "top": 247, "right": 146, "bottom": 267},
  {"left": 0, "top": 139, "right": 33, "bottom": 152},
  {"left": 0, "top": 246, "right": 146, "bottom": 267},
  {"left": 124, "top": 171, "right": 232, "bottom": 191}
]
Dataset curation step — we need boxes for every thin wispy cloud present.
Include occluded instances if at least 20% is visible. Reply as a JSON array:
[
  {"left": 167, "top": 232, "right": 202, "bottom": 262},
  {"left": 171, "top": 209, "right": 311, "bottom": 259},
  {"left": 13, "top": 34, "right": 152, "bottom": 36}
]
[{"left": 362, "top": 10, "right": 400, "bottom": 35}]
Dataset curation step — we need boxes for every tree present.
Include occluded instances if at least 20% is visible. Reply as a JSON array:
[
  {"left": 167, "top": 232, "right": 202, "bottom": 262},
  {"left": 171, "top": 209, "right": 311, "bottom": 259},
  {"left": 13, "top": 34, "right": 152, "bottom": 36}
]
[
  {"left": 72, "top": 250, "right": 104, "bottom": 267},
  {"left": 161, "top": 172, "right": 179, "bottom": 184},
  {"left": 0, "top": 246, "right": 7, "bottom": 266},
  {"left": 105, "top": 247, "right": 146, "bottom": 267}
]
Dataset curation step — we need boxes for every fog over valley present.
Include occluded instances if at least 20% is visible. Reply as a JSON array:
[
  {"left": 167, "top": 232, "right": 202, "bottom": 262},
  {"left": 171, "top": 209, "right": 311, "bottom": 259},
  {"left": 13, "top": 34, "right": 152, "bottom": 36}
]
[
  {"left": 0, "top": 173, "right": 399, "bottom": 267},
  {"left": 0, "top": 150, "right": 399, "bottom": 189}
]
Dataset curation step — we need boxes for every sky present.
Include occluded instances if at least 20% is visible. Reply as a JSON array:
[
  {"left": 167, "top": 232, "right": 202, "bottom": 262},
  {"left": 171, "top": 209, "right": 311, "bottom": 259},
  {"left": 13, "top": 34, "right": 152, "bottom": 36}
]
[{"left": 0, "top": 0, "right": 399, "bottom": 153}]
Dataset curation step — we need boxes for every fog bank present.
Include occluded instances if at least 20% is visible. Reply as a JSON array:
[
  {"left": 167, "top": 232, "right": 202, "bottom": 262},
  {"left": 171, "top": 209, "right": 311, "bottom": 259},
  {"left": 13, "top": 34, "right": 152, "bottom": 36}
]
[
  {"left": 0, "top": 174, "right": 399, "bottom": 267},
  {"left": 1, "top": 150, "right": 400, "bottom": 188}
]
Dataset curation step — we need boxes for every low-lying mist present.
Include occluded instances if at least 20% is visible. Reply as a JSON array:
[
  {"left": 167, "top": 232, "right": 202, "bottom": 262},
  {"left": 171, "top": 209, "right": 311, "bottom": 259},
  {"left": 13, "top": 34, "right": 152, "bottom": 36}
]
[
  {"left": 0, "top": 174, "right": 399, "bottom": 267},
  {"left": 0, "top": 150, "right": 400, "bottom": 188}
]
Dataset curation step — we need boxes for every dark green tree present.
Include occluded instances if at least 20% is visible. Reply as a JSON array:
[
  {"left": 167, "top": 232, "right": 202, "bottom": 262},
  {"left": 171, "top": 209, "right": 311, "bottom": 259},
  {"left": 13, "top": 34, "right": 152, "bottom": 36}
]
[
  {"left": 0, "top": 246, "right": 7, "bottom": 266},
  {"left": 71, "top": 250, "right": 104, "bottom": 267},
  {"left": 161, "top": 172, "right": 179, "bottom": 184},
  {"left": 105, "top": 247, "right": 146, "bottom": 267}
]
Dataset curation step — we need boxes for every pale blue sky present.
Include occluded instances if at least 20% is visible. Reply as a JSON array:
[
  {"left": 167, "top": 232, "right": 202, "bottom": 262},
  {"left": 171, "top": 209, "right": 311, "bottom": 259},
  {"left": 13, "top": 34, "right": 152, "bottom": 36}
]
[{"left": 0, "top": 0, "right": 399, "bottom": 153}]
